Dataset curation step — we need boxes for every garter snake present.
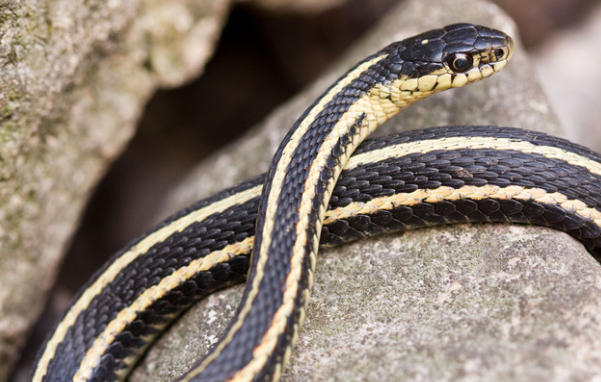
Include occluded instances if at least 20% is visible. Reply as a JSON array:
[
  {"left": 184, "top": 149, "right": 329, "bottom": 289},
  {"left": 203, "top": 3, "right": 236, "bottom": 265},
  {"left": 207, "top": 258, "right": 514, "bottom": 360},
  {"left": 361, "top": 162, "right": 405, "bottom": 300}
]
[{"left": 28, "top": 23, "right": 545, "bottom": 381}]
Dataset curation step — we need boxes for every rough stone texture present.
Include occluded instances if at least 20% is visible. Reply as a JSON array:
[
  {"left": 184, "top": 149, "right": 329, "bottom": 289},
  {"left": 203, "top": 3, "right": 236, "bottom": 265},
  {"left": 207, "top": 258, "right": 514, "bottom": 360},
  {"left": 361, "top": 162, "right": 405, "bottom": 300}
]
[
  {"left": 0, "top": 0, "right": 342, "bottom": 379},
  {"left": 130, "top": 0, "right": 601, "bottom": 381},
  {"left": 534, "top": 2, "right": 601, "bottom": 153},
  {"left": 0, "top": 1, "right": 227, "bottom": 377}
]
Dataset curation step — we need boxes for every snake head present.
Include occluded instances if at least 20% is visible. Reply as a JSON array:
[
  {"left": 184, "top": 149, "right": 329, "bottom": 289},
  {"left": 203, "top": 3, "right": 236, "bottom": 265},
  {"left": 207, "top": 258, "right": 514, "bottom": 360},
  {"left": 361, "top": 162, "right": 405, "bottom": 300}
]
[
  {"left": 438, "top": 23, "right": 514, "bottom": 85},
  {"left": 387, "top": 23, "right": 514, "bottom": 95}
]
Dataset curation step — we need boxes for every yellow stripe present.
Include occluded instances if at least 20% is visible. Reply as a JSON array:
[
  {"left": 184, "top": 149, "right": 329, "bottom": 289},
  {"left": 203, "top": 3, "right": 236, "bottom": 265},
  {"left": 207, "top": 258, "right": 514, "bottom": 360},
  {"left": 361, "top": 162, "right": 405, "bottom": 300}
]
[
  {"left": 230, "top": 63, "right": 443, "bottom": 381},
  {"left": 346, "top": 136, "right": 601, "bottom": 177},
  {"left": 180, "top": 54, "right": 390, "bottom": 382},
  {"left": 73, "top": 236, "right": 255, "bottom": 382},
  {"left": 324, "top": 184, "right": 601, "bottom": 227},
  {"left": 233, "top": 108, "right": 372, "bottom": 381},
  {"left": 32, "top": 186, "right": 260, "bottom": 382}
]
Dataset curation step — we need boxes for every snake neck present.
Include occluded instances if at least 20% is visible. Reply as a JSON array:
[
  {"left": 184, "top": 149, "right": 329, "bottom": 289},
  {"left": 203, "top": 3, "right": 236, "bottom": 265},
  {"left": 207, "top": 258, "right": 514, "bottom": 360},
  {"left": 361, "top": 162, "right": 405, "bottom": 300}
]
[{"left": 182, "top": 48, "right": 449, "bottom": 382}]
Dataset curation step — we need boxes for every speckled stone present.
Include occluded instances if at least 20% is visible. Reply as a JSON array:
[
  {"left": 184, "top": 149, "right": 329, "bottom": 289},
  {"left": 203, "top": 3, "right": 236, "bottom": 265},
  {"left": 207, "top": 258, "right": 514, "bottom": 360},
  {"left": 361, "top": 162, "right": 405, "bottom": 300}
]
[{"left": 0, "top": 0, "right": 230, "bottom": 378}]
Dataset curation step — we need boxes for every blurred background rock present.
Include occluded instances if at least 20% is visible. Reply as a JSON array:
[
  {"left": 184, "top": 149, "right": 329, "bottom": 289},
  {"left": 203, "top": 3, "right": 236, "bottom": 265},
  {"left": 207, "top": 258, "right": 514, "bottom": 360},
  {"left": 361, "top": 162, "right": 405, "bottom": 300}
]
[{"left": 52, "top": 0, "right": 601, "bottom": 343}]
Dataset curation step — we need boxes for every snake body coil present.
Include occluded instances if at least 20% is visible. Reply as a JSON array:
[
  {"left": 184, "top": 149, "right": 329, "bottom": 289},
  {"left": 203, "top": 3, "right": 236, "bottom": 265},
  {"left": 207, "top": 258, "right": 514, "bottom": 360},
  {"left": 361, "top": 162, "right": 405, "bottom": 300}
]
[{"left": 30, "top": 24, "right": 535, "bottom": 382}]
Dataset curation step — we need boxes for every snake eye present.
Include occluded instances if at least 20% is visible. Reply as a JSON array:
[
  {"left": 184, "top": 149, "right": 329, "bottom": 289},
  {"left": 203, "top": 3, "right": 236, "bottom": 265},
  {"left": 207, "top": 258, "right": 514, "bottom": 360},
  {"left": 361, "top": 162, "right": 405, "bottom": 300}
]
[
  {"left": 494, "top": 48, "right": 505, "bottom": 59},
  {"left": 447, "top": 53, "right": 473, "bottom": 72}
]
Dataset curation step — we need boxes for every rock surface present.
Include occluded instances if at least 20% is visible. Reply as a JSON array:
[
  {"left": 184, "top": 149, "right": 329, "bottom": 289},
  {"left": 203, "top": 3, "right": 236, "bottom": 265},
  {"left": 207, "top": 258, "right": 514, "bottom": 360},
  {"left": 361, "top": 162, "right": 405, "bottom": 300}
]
[
  {"left": 534, "top": 3, "right": 601, "bottom": 152},
  {"left": 128, "top": 0, "right": 601, "bottom": 381}
]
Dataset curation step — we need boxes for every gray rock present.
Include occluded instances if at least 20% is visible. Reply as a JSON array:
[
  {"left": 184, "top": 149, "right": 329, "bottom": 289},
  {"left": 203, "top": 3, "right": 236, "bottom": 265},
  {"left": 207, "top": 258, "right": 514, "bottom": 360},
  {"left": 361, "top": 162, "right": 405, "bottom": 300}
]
[
  {"left": 534, "top": 3, "right": 601, "bottom": 153},
  {"left": 130, "top": 0, "right": 601, "bottom": 381},
  {"left": 0, "top": 0, "right": 229, "bottom": 377}
]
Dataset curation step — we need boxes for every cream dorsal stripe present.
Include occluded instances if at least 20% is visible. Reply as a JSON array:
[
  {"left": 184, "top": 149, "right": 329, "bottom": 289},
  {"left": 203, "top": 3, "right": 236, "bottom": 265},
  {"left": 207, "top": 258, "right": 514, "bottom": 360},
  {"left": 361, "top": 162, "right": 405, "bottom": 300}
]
[
  {"left": 324, "top": 185, "right": 601, "bottom": 225},
  {"left": 347, "top": 131, "right": 601, "bottom": 177},
  {"left": 180, "top": 52, "right": 394, "bottom": 382}
]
